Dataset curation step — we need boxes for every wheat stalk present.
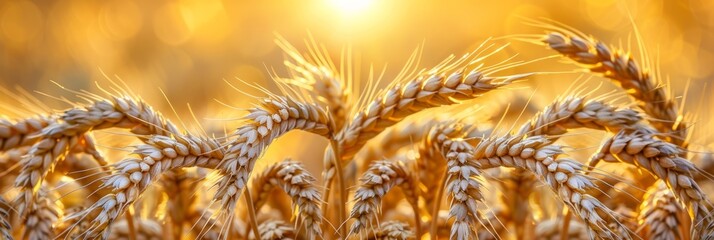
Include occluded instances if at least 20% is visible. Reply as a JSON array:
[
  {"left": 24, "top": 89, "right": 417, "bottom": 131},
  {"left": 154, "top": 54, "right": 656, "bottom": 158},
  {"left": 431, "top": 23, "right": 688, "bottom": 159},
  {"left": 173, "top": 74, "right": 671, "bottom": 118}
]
[
  {"left": 248, "top": 160, "right": 323, "bottom": 238},
  {"left": 23, "top": 187, "right": 61, "bottom": 240},
  {"left": 639, "top": 181, "right": 685, "bottom": 239},
  {"left": 215, "top": 96, "right": 332, "bottom": 231},
  {"left": 472, "top": 135, "right": 624, "bottom": 239},
  {"left": 591, "top": 129, "right": 711, "bottom": 236},
  {"left": 542, "top": 31, "right": 686, "bottom": 147},
  {"left": 349, "top": 160, "right": 419, "bottom": 237},
  {"left": 14, "top": 95, "right": 179, "bottom": 216}
]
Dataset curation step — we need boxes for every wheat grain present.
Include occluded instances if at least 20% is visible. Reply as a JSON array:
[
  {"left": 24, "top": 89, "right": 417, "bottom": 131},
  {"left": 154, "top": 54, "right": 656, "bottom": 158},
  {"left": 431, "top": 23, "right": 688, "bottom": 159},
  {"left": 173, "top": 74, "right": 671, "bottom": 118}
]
[
  {"left": 543, "top": 31, "right": 686, "bottom": 147},
  {"left": 23, "top": 187, "right": 61, "bottom": 240},
  {"left": 215, "top": 96, "right": 332, "bottom": 229},
  {"left": 365, "top": 221, "right": 414, "bottom": 240},
  {"left": 0, "top": 116, "right": 54, "bottom": 151},
  {"left": 349, "top": 160, "right": 419, "bottom": 236},
  {"left": 248, "top": 220, "right": 295, "bottom": 240},
  {"left": 248, "top": 160, "right": 322, "bottom": 238},
  {"left": 639, "top": 181, "right": 684, "bottom": 239},
  {"left": 591, "top": 129, "right": 711, "bottom": 236},
  {"left": 472, "top": 135, "right": 624, "bottom": 239}
]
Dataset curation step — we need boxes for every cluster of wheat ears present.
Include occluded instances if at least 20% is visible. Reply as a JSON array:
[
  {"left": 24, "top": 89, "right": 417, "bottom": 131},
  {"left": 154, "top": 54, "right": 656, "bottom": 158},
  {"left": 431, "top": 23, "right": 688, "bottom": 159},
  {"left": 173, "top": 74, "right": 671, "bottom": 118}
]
[{"left": 1, "top": 23, "right": 713, "bottom": 240}]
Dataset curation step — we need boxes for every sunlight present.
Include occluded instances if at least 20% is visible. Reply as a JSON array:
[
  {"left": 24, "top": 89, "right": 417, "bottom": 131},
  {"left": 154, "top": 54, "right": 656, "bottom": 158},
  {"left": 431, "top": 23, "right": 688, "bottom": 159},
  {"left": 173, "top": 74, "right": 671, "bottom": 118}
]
[{"left": 329, "top": 0, "right": 373, "bottom": 15}]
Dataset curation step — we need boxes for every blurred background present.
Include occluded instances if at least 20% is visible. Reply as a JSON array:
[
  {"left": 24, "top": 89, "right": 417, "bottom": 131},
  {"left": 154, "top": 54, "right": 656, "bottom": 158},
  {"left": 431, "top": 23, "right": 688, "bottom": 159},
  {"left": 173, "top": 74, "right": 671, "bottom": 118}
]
[{"left": 1, "top": 0, "right": 713, "bottom": 171}]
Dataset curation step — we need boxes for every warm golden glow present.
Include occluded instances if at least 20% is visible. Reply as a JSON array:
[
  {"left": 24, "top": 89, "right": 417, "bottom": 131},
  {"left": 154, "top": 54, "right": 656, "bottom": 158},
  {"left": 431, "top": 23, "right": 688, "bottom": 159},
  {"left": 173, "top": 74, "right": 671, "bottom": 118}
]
[{"left": 329, "top": 0, "right": 373, "bottom": 15}]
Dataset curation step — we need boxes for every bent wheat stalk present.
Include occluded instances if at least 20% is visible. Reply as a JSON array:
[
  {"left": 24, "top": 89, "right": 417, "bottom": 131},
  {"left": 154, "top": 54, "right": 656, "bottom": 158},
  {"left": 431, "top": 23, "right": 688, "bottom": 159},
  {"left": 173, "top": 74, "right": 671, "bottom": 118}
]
[
  {"left": 473, "top": 135, "right": 624, "bottom": 239},
  {"left": 542, "top": 31, "right": 686, "bottom": 147},
  {"left": 215, "top": 96, "right": 332, "bottom": 231},
  {"left": 349, "top": 160, "right": 420, "bottom": 237},
  {"left": 248, "top": 160, "right": 323, "bottom": 238}
]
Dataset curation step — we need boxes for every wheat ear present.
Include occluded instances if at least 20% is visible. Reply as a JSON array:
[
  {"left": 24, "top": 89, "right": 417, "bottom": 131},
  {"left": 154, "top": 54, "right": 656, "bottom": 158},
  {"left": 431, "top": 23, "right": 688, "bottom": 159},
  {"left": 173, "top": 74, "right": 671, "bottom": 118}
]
[
  {"left": 22, "top": 187, "right": 61, "bottom": 240},
  {"left": 591, "top": 129, "right": 711, "bottom": 236},
  {"left": 248, "top": 160, "right": 322, "bottom": 238},
  {"left": 247, "top": 220, "right": 295, "bottom": 240},
  {"left": 0, "top": 116, "right": 54, "bottom": 151},
  {"left": 356, "top": 119, "right": 437, "bottom": 176},
  {"left": 108, "top": 218, "right": 162, "bottom": 240},
  {"left": 443, "top": 137, "right": 484, "bottom": 240},
  {"left": 517, "top": 96, "right": 641, "bottom": 138},
  {"left": 543, "top": 31, "right": 686, "bottom": 147},
  {"left": 473, "top": 135, "right": 624, "bottom": 239},
  {"left": 638, "top": 181, "right": 684, "bottom": 239},
  {"left": 68, "top": 134, "right": 224, "bottom": 239},
  {"left": 14, "top": 96, "right": 179, "bottom": 215},
  {"left": 0, "top": 196, "right": 12, "bottom": 240},
  {"left": 349, "top": 160, "right": 419, "bottom": 237},
  {"left": 159, "top": 168, "right": 201, "bottom": 239},
  {"left": 214, "top": 96, "right": 331, "bottom": 229},
  {"left": 364, "top": 221, "right": 415, "bottom": 240}
]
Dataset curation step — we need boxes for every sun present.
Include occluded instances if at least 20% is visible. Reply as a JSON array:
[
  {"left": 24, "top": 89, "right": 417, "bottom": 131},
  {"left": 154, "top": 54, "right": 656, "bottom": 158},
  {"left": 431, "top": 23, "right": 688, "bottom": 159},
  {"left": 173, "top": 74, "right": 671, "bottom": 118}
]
[{"left": 329, "top": 0, "right": 374, "bottom": 15}]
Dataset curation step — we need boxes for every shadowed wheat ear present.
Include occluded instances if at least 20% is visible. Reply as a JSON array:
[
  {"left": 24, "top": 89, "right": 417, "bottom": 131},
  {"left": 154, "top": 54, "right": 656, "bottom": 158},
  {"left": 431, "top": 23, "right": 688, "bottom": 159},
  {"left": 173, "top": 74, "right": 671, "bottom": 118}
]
[
  {"left": 248, "top": 160, "right": 322, "bottom": 238},
  {"left": 215, "top": 96, "right": 332, "bottom": 231},
  {"left": 542, "top": 30, "right": 687, "bottom": 147},
  {"left": 159, "top": 168, "right": 201, "bottom": 239},
  {"left": 349, "top": 160, "right": 419, "bottom": 237},
  {"left": 108, "top": 218, "right": 162, "bottom": 240},
  {"left": 356, "top": 119, "right": 437, "bottom": 176},
  {"left": 591, "top": 129, "right": 712, "bottom": 237},
  {"left": 473, "top": 135, "right": 626, "bottom": 239},
  {"left": 14, "top": 95, "right": 179, "bottom": 216},
  {"left": 534, "top": 218, "right": 589, "bottom": 240},
  {"left": 23, "top": 187, "right": 61, "bottom": 240},
  {"left": 67, "top": 134, "right": 224, "bottom": 239},
  {"left": 639, "top": 181, "right": 685, "bottom": 239},
  {"left": 0, "top": 116, "right": 54, "bottom": 151},
  {"left": 248, "top": 220, "right": 295, "bottom": 240},
  {"left": 0, "top": 196, "right": 11, "bottom": 240},
  {"left": 363, "top": 221, "right": 414, "bottom": 240}
]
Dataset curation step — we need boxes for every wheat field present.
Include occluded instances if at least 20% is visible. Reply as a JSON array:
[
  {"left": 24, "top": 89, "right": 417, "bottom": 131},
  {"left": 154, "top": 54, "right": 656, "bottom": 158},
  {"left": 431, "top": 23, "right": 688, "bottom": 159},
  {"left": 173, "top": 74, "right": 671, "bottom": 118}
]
[{"left": 1, "top": 1, "right": 714, "bottom": 240}]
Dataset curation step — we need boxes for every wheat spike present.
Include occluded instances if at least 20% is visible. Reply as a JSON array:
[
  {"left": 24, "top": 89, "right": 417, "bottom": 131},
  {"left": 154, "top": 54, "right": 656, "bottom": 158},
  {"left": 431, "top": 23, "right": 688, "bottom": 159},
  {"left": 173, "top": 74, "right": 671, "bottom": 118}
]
[
  {"left": 443, "top": 138, "right": 483, "bottom": 240},
  {"left": 249, "top": 160, "right": 323, "bottom": 238},
  {"left": 69, "top": 134, "right": 224, "bottom": 239},
  {"left": 246, "top": 220, "right": 295, "bottom": 240},
  {"left": 215, "top": 96, "right": 332, "bottom": 225},
  {"left": 517, "top": 96, "right": 641, "bottom": 138},
  {"left": 23, "top": 187, "right": 61, "bottom": 240},
  {"left": 14, "top": 95, "right": 179, "bottom": 216},
  {"left": 543, "top": 31, "right": 686, "bottom": 147},
  {"left": 107, "top": 218, "right": 162, "bottom": 240},
  {"left": 639, "top": 181, "right": 684, "bottom": 239},
  {"left": 349, "top": 160, "right": 419, "bottom": 236},
  {"left": 472, "top": 135, "right": 624, "bottom": 239},
  {"left": 592, "top": 129, "right": 711, "bottom": 236}
]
